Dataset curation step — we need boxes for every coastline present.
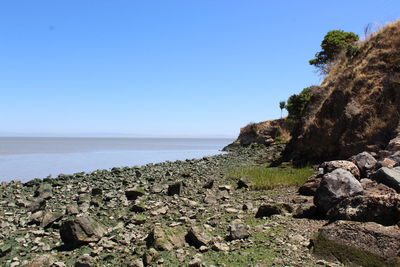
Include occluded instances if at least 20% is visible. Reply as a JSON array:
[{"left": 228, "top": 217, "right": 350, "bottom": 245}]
[{"left": 0, "top": 144, "right": 338, "bottom": 266}]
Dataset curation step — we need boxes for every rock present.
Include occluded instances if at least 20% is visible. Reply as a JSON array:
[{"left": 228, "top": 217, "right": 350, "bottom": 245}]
[
  {"left": 186, "top": 227, "right": 212, "bottom": 248},
  {"left": 75, "top": 254, "right": 93, "bottom": 267},
  {"left": 218, "top": 185, "right": 233, "bottom": 191},
  {"left": 188, "top": 254, "right": 204, "bottom": 267},
  {"left": 91, "top": 188, "right": 102, "bottom": 196},
  {"left": 378, "top": 158, "right": 397, "bottom": 168},
  {"left": 66, "top": 204, "right": 79, "bottom": 215},
  {"left": 146, "top": 225, "right": 186, "bottom": 251},
  {"left": 370, "top": 167, "right": 400, "bottom": 192},
  {"left": 360, "top": 178, "right": 397, "bottom": 195},
  {"left": 60, "top": 215, "right": 106, "bottom": 247},
  {"left": 387, "top": 136, "right": 400, "bottom": 151},
  {"left": 25, "top": 254, "right": 55, "bottom": 267},
  {"left": 34, "top": 183, "right": 53, "bottom": 199},
  {"left": 0, "top": 242, "right": 12, "bottom": 257},
  {"left": 255, "top": 203, "right": 293, "bottom": 218},
  {"left": 28, "top": 199, "right": 46, "bottom": 213},
  {"left": 314, "top": 169, "right": 363, "bottom": 213},
  {"left": 320, "top": 160, "right": 360, "bottom": 179},
  {"left": 327, "top": 194, "right": 400, "bottom": 225},
  {"left": 130, "top": 203, "right": 147, "bottom": 213},
  {"left": 298, "top": 176, "right": 321, "bottom": 196},
  {"left": 229, "top": 223, "right": 250, "bottom": 240},
  {"left": 40, "top": 212, "right": 63, "bottom": 228},
  {"left": 237, "top": 177, "right": 253, "bottom": 189},
  {"left": 167, "top": 182, "right": 182, "bottom": 196},
  {"left": 202, "top": 180, "right": 214, "bottom": 189},
  {"left": 312, "top": 220, "right": 400, "bottom": 266},
  {"left": 143, "top": 248, "right": 158, "bottom": 266},
  {"left": 125, "top": 188, "right": 145, "bottom": 201},
  {"left": 212, "top": 242, "right": 230, "bottom": 251},
  {"left": 292, "top": 203, "right": 319, "bottom": 219},
  {"left": 350, "top": 152, "right": 377, "bottom": 177}
]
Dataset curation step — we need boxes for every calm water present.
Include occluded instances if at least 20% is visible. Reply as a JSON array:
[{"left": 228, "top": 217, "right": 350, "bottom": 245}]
[{"left": 0, "top": 137, "right": 233, "bottom": 182}]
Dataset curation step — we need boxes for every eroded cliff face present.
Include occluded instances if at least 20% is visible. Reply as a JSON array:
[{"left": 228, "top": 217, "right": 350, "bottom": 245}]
[
  {"left": 226, "top": 118, "right": 290, "bottom": 149},
  {"left": 286, "top": 21, "right": 400, "bottom": 162}
]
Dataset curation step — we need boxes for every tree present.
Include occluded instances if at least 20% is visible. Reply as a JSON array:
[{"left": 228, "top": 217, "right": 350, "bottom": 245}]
[
  {"left": 279, "top": 101, "right": 286, "bottom": 118},
  {"left": 286, "top": 86, "right": 315, "bottom": 120},
  {"left": 309, "top": 30, "right": 359, "bottom": 74}
]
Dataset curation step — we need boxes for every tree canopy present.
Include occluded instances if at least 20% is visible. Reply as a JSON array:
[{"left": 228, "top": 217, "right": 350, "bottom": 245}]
[{"left": 309, "top": 30, "right": 359, "bottom": 74}]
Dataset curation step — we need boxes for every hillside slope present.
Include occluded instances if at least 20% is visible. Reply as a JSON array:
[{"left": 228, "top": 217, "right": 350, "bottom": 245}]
[{"left": 286, "top": 21, "right": 400, "bottom": 162}]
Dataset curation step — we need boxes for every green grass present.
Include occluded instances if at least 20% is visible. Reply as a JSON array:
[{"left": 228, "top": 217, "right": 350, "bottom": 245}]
[{"left": 226, "top": 164, "right": 313, "bottom": 190}]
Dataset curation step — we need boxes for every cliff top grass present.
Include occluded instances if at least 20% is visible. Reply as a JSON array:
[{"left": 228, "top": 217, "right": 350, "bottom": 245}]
[{"left": 226, "top": 164, "right": 313, "bottom": 190}]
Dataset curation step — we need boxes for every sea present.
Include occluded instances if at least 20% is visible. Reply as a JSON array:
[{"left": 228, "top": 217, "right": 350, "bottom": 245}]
[{"left": 0, "top": 137, "right": 233, "bottom": 182}]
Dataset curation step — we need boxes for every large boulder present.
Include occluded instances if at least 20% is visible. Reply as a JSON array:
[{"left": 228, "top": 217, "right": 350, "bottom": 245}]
[
  {"left": 327, "top": 194, "right": 400, "bottom": 226},
  {"left": 320, "top": 160, "right": 360, "bottom": 179},
  {"left": 312, "top": 221, "right": 400, "bottom": 267},
  {"left": 350, "top": 152, "right": 377, "bottom": 177},
  {"left": 314, "top": 169, "right": 363, "bottom": 213},
  {"left": 186, "top": 227, "right": 212, "bottom": 248},
  {"left": 370, "top": 167, "right": 400, "bottom": 192},
  {"left": 60, "top": 215, "right": 106, "bottom": 247},
  {"left": 255, "top": 203, "right": 293, "bottom": 218}
]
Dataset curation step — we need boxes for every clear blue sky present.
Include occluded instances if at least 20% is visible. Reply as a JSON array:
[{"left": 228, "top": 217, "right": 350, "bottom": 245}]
[{"left": 1, "top": 1, "right": 398, "bottom": 138}]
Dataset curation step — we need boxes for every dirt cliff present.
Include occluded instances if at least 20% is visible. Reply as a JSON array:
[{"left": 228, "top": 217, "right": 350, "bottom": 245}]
[{"left": 286, "top": 20, "right": 400, "bottom": 162}]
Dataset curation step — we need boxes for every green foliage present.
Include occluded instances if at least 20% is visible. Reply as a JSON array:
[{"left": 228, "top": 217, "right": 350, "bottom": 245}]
[
  {"left": 310, "top": 30, "right": 359, "bottom": 73},
  {"left": 226, "top": 164, "right": 313, "bottom": 190},
  {"left": 286, "top": 86, "right": 314, "bottom": 120},
  {"left": 279, "top": 101, "right": 286, "bottom": 118}
]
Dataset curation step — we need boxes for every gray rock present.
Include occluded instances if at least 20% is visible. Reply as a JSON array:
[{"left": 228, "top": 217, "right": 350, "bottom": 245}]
[
  {"left": 167, "top": 182, "right": 182, "bottom": 196},
  {"left": 146, "top": 225, "right": 186, "bottom": 251},
  {"left": 350, "top": 152, "right": 377, "bottom": 177},
  {"left": 312, "top": 220, "right": 400, "bottom": 266},
  {"left": 327, "top": 194, "right": 400, "bottom": 226},
  {"left": 60, "top": 215, "right": 106, "bottom": 247},
  {"left": 25, "top": 254, "right": 56, "bottom": 267},
  {"left": 34, "top": 183, "right": 53, "bottom": 200},
  {"left": 28, "top": 199, "right": 46, "bottom": 213},
  {"left": 125, "top": 188, "right": 145, "bottom": 201},
  {"left": 75, "top": 254, "right": 93, "bottom": 267},
  {"left": 186, "top": 226, "right": 212, "bottom": 248},
  {"left": 370, "top": 167, "right": 400, "bottom": 192},
  {"left": 320, "top": 160, "right": 360, "bottom": 179},
  {"left": 255, "top": 203, "right": 293, "bottom": 218},
  {"left": 229, "top": 223, "right": 250, "bottom": 240},
  {"left": 314, "top": 168, "right": 363, "bottom": 213},
  {"left": 387, "top": 136, "right": 400, "bottom": 151}
]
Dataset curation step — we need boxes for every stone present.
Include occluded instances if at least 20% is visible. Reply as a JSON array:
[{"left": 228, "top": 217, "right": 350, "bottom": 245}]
[
  {"left": 130, "top": 203, "right": 147, "bottom": 213},
  {"left": 0, "top": 242, "right": 12, "bottom": 257},
  {"left": 40, "top": 212, "right": 63, "bottom": 228},
  {"left": 143, "top": 248, "right": 158, "bottom": 266},
  {"left": 327, "top": 194, "right": 400, "bottom": 226},
  {"left": 167, "top": 182, "right": 182, "bottom": 196},
  {"left": 66, "top": 204, "right": 79, "bottom": 215},
  {"left": 350, "top": 152, "right": 377, "bottom": 177},
  {"left": 387, "top": 136, "right": 400, "bottom": 151},
  {"left": 146, "top": 225, "right": 186, "bottom": 251},
  {"left": 60, "top": 215, "right": 106, "bottom": 247},
  {"left": 91, "top": 188, "right": 102, "bottom": 196},
  {"left": 298, "top": 176, "right": 321, "bottom": 196},
  {"left": 186, "top": 227, "right": 212, "bottom": 248},
  {"left": 314, "top": 168, "right": 363, "bottom": 213},
  {"left": 75, "top": 254, "right": 93, "bottom": 267},
  {"left": 188, "top": 254, "right": 204, "bottom": 267},
  {"left": 378, "top": 158, "right": 397, "bottom": 168},
  {"left": 360, "top": 178, "right": 397, "bottom": 195},
  {"left": 25, "top": 254, "right": 55, "bottom": 267},
  {"left": 370, "top": 167, "right": 400, "bottom": 192},
  {"left": 255, "top": 203, "right": 293, "bottom": 218},
  {"left": 312, "top": 220, "right": 400, "bottom": 266},
  {"left": 34, "top": 183, "right": 53, "bottom": 200},
  {"left": 320, "top": 160, "right": 360, "bottom": 179},
  {"left": 237, "top": 177, "right": 253, "bottom": 189},
  {"left": 125, "top": 188, "right": 145, "bottom": 201},
  {"left": 28, "top": 199, "right": 46, "bottom": 213},
  {"left": 229, "top": 223, "right": 250, "bottom": 240},
  {"left": 202, "top": 180, "right": 214, "bottom": 189}
]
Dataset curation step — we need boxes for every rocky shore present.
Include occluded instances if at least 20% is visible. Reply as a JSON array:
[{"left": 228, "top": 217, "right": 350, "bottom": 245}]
[
  {"left": 0, "top": 144, "right": 334, "bottom": 267},
  {"left": 1, "top": 137, "right": 400, "bottom": 267}
]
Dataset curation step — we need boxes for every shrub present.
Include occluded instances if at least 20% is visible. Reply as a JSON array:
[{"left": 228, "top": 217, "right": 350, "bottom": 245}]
[{"left": 285, "top": 86, "right": 314, "bottom": 120}]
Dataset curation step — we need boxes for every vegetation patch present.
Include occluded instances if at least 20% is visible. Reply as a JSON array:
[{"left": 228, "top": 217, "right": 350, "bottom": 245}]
[{"left": 226, "top": 164, "right": 313, "bottom": 190}]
